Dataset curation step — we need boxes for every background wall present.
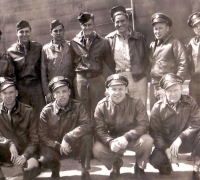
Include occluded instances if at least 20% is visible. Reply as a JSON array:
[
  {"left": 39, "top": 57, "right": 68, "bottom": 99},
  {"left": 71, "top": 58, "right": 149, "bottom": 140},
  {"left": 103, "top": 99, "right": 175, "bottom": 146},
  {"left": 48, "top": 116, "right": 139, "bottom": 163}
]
[{"left": 0, "top": 0, "right": 199, "bottom": 52}]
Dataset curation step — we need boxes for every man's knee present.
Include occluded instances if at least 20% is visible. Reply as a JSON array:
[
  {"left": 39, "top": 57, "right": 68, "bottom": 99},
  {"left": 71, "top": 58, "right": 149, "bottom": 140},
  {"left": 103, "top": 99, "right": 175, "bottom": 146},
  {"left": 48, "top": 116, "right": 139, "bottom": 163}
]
[
  {"left": 137, "top": 134, "right": 154, "bottom": 149},
  {"left": 93, "top": 141, "right": 105, "bottom": 158},
  {"left": 149, "top": 148, "right": 169, "bottom": 169}
]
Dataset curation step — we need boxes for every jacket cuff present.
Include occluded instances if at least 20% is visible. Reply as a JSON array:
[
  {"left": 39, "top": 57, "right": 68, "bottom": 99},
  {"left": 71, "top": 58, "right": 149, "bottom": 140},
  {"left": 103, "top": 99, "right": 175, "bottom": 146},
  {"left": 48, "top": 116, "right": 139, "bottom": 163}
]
[
  {"left": 161, "top": 144, "right": 169, "bottom": 152},
  {"left": 63, "top": 135, "right": 72, "bottom": 144},
  {"left": 179, "top": 133, "right": 186, "bottom": 141}
]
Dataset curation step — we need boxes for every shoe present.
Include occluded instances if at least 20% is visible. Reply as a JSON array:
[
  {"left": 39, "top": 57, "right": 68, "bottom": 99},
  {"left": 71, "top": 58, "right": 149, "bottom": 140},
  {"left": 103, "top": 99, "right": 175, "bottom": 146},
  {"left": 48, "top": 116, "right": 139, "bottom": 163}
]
[
  {"left": 134, "top": 163, "right": 146, "bottom": 180},
  {"left": 81, "top": 170, "right": 92, "bottom": 180},
  {"left": 193, "top": 171, "right": 200, "bottom": 180},
  {"left": 159, "top": 162, "right": 173, "bottom": 175},
  {"left": 110, "top": 156, "right": 123, "bottom": 179},
  {"left": 51, "top": 169, "right": 60, "bottom": 179}
]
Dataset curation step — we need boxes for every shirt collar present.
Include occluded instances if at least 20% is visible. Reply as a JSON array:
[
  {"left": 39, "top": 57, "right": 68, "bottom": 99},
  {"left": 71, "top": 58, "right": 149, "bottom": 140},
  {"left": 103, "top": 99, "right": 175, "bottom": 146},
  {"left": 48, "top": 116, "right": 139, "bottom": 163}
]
[
  {"left": 109, "top": 94, "right": 128, "bottom": 108},
  {"left": 154, "top": 33, "right": 171, "bottom": 45},
  {"left": 53, "top": 99, "right": 72, "bottom": 114},
  {"left": 161, "top": 95, "right": 191, "bottom": 109},
  {"left": 16, "top": 40, "right": 31, "bottom": 51},
  {"left": 0, "top": 100, "right": 21, "bottom": 115},
  {"left": 50, "top": 39, "right": 66, "bottom": 52},
  {"left": 116, "top": 28, "right": 132, "bottom": 39}
]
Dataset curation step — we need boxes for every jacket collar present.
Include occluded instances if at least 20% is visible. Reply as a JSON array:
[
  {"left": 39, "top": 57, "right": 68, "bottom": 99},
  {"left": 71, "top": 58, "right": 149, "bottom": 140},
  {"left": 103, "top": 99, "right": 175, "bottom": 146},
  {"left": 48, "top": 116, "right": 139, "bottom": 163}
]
[
  {"left": 16, "top": 40, "right": 31, "bottom": 51},
  {"left": 73, "top": 31, "right": 99, "bottom": 44},
  {"left": 160, "top": 95, "right": 191, "bottom": 109},
  {"left": 0, "top": 100, "right": 22, "bottom": 116},
  {"left": 49, "top": 39, "right": 66, "bottom": 52},
  {"left": 52, "top": 99, "right": 72, "bottom": 114},
  {"left": 106, "top": 29, "right": 139, "bottom": 39}
]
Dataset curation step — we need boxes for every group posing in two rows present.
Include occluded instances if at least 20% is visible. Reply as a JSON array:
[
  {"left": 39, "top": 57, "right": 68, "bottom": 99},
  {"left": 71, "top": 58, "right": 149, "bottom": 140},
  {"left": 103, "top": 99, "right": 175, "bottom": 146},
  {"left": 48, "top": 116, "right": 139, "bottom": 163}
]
[{"left": 0, "top": 4, "right": 200, "bottom": 180}]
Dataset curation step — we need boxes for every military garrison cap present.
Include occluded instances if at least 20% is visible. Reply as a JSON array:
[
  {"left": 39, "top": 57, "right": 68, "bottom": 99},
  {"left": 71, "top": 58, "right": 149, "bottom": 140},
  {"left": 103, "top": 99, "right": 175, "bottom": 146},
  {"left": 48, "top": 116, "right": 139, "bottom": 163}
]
[
  {"left": 0, "top": 77, "right": 16, "bottom": 92},
  {"left": 50, "top": 20, "right": 64, "bottom": 32},
  {"left": 16, "top": 20, "right": 31, "bottom": 31},
  {"left": 77, "top": 12, "right": 94, "bottom": 24},
  {"left": 105, "top": 74, "right": 128, "bottom": 88},
  {"left": 48, "top": 76, "right": 71, "bottom": 92},
  {"left": 159, "top": 73, "right": 183, "bottom": 90},
  {"left": 151, "top": 13, "right": 172, "bottom": 27},
  {"left": 187, "top": 12, "right": 200, "bottom": 28},
  {"left": 110, "top": 6, "right": 128, "bottom": 22}
]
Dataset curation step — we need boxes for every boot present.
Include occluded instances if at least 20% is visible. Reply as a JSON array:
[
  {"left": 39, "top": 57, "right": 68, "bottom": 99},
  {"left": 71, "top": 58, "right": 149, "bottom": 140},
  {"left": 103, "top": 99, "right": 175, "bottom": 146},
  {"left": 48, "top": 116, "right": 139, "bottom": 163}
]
[{"left": 110, "top": 156, "right": 123, "bottom": 179}]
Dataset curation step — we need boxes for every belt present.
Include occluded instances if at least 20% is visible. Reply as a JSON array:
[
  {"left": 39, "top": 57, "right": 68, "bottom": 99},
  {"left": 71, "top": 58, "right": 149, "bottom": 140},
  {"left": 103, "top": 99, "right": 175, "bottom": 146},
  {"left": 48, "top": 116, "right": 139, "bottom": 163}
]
[
  {"left": 77, "top": 71, "right": 102, "bottom": 78},
  {"left": 116, "top": 68, "right": 131, "bottom": 73}
]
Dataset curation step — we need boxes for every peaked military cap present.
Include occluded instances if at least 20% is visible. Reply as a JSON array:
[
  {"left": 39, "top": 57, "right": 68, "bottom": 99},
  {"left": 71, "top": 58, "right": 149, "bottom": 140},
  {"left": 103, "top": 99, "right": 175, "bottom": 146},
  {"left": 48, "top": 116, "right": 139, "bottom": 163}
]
[
  {"left": 16, "top": 20, "right": 31, "bottom": 31},
  {"left": 0, "top": 77, "right": 16, "bottom": 92},
  {"left": 110, "top": 6, "right": 128, "bottom": 22},
  {"left": 77, "top": 12, "right": 94, "bottom": 24},
  {"left": 105, "top": 74, "right": 128, "bottom": 88},
  {"left": 151, "top": 13, "right": 172, "bottom": 27},
  {"left": 187, "top": 12, "right": 200, "bottom": 28},
  {"left": 50, "top": 20, "right": 64, "bottom": 32},
  {"left": 159, "top": 73, "right": 183, "bottom": 90},
  {"left": 48, "top": 76, "right": 71, "bottom": 92}
]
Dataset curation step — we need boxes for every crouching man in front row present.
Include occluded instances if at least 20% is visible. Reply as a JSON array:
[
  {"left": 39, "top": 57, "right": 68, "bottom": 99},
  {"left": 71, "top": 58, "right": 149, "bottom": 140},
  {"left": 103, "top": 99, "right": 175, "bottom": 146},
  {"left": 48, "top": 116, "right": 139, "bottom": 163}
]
[
  {"left": 39, "top": 76, "right": 93, "bottom": 179},
  {"left": 149, "top": 73, "right": 200, "bottom": 180},
  {"left": 0, "top": 77, "right": 40, "bottom": 180},
  {"left": 93, "top": 74, "right": 153, "bottom": 180}
]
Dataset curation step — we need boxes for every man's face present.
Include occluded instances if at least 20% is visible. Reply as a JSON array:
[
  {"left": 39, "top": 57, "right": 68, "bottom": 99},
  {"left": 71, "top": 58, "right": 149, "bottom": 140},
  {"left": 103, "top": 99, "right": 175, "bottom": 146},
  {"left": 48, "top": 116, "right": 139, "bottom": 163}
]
[
  {"left": 165, "top": 83, "right": 182, "bottom": 104},
  {"left": 153, "top": 23, "right": 169, "bottom": 40},
  {"left": 53, "top": 85, "right": 70, "bottom": 107},
  {"left": 114, "top": 14, "right": 129, "bottom": 35},
  {"left": 80, "top": 19, "right": 94, "bottom": 36},
  {"left": 1, "top": 86, "right": 18, "bottom": 107},
  {"left": 16, "top": 27, "right": 31, "bottom": 44},
  {"left": 193, "top": 22, "right": 200, "bottom": 36},
  {"left": 108, "top": 84, "right": 127, "bottom": 104},
  {"left": 50, "top": 25, "right": 65, "bottom": 42}
]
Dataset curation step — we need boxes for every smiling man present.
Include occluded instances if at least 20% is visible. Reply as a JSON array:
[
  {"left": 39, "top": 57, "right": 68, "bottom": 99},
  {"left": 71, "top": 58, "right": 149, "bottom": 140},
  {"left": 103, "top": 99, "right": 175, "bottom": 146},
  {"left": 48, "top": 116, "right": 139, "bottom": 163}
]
[
  {"left": 7, "top": 20, "right": 45, "bottom": 121},
  {"left": 41, "top": 20, "right": 74, "bottom": 104},
  {"left": 70, "top": 12, "right": 114, "bottom": 120},
  {"left": 0, "top": 77, "right": 40, "bottom": 180},
  {"left": 149, "top": 73, "right": 200, "bottom": 180},
  {"left": 93, "top": 74, "right": 153, "bottom": 180},
  {"left": 39, "top": 76, "right": 92, "bottom": 179},
  {"left": 149, "top": 13, "right": 188, "bottom": 110},
  {"left": 187, "top": 12, "right": 200, "bottom": 108},
  {"left": 105, "top": 6, "right": 149, "bottom": 108}
]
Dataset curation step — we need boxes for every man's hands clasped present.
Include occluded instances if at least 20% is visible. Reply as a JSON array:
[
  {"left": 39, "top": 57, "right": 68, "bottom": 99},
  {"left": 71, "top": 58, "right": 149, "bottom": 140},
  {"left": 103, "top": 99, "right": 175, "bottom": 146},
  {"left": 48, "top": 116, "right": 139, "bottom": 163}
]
[{"left": 110, "top": 136, "right": 128, "bottom": 153}]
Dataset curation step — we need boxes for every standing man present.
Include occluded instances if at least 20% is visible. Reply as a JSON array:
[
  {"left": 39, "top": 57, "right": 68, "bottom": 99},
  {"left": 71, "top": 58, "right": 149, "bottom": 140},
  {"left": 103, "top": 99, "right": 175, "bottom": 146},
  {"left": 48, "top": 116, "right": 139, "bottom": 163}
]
[
  {"left": 70, "top": 12, "right": 114, "bottom": 118},
  {"left": 187, "top": 12, "right": 200, "bottom": 107},
  {"left": 41, "top": 20, "right": 74, "bottom": 104},
  {"left": 149, "top": 73, "right": 200, "bottom": 180},
  {"left": 7, "top": 20, "right": 45, "bottom": 120},
  {"left": 0, "top": 77, "right": 40, "bottom": 180},
  {"left": 93, "top": 74, "right": 153, "bottom": 180},
  {"left": 149, "top": 13, "right": 188, "bottom": 109},
  {"left": 0, "top": 30, "right": 15, "bottom": 78},
  {"left": 39, "top": 76, "right": 92, "bottom": 179},
  {"left": 105, "top": 6, "right": 149, "bottom": 107}
]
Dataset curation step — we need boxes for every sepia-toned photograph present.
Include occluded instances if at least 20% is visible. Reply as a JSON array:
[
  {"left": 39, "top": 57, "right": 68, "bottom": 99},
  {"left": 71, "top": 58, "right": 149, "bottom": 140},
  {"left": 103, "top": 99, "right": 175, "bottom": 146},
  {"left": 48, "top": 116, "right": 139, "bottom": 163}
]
[{"left": 0, "top": 0, "right": 199, "bottom": 179}]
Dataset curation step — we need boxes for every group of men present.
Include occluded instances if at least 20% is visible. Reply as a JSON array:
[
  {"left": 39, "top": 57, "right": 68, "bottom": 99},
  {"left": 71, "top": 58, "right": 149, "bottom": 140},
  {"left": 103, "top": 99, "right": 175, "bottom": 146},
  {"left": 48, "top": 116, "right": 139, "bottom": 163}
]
[{"left": 0, "top": 4, "right": 200, "bottom": 180}]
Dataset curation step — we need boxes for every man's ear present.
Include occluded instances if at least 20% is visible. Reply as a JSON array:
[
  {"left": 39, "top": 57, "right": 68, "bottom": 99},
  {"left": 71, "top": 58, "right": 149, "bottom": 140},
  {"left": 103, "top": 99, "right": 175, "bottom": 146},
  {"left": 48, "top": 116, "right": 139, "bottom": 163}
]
[{"left": 15, "top": 90, "right": 18, "bottom": 97}]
